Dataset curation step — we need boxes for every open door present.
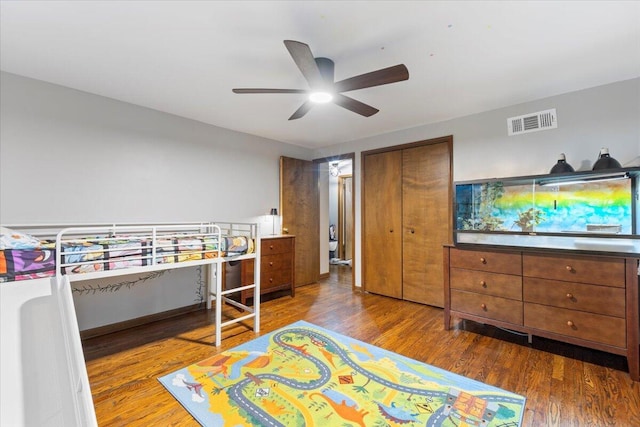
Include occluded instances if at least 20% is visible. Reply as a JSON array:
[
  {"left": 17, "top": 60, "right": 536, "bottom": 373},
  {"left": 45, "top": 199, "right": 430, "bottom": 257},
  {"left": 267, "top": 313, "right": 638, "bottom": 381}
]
[
  {"left": 338, "top": 175, "right": 353, "bottom": 262},
  {"left": 280, "top": 156, "right": 320, "bottom": 286}
]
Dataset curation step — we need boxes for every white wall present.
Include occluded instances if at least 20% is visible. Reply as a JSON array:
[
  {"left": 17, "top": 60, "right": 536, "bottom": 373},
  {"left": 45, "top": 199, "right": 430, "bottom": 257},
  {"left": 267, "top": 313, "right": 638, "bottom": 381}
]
[
  {"left": 0, "top": 72, "right": 313, "bottom": 329},
  {"left": 0, "top": 72, "right": 312, "bottom": 224},
  {"left": 313, "top": 78, "right": 640, "bottom": 288}
]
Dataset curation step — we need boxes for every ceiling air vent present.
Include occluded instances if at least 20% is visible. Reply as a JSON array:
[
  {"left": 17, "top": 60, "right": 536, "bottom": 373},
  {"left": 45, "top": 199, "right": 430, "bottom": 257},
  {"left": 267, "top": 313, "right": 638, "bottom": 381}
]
[{"left": 507, "top": 108, "right": 557, "bottom": 136}]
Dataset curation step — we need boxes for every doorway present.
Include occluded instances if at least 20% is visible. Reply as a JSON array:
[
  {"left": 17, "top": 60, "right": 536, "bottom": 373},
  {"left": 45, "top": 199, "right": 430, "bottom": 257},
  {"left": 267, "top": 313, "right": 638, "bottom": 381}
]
[{"left": 316, "top": 154, "right": 355, "bottom": 289}]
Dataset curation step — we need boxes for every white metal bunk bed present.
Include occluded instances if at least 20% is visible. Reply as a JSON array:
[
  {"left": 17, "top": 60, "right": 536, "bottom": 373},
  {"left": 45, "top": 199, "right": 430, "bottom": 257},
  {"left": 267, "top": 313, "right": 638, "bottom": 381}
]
[{"left": 1, "top": 221, "right": 260, "bottom": 427}]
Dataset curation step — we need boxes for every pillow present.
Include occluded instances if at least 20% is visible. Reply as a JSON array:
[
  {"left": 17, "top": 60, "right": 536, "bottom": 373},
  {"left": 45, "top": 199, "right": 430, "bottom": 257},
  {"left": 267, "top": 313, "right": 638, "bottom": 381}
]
[{"left": 0, "top": 226, "right": 43, "bottom": 250}]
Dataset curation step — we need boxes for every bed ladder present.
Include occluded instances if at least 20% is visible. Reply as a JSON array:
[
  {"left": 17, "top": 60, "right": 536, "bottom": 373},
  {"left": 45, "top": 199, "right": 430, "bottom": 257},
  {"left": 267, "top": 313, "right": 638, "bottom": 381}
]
[{"left": 207, "top": 252, "right": 260, "bottom": 347}]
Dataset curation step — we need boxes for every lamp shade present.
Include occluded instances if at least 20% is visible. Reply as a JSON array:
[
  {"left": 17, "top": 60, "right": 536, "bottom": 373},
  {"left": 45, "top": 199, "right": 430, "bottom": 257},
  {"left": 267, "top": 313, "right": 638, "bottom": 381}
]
[
  {"left": 549, "top": 153, "right": 575, "bottom": 174},
  {"left": 270, "top": 208, "right": 278, "bottom": 215},
  {"left": 593, "top": 147, "right": 622, "bottom": 170}
]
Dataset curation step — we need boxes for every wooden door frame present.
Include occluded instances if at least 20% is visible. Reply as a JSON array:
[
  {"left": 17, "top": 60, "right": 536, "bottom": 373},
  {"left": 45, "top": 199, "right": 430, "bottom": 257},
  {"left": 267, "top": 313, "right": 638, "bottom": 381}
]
[{"left": 313, "top": 153, "right": 356, "bottom": 290}]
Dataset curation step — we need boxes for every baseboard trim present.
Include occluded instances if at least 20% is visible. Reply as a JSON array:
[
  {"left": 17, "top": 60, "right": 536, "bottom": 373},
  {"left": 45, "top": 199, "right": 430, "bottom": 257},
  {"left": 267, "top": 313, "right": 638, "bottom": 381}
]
[
  {"left": 319, "top": 272, "right": 330, "bottom": 281},
  {"left": 80, "top": 303, "right": 204, "bottom": 340}
]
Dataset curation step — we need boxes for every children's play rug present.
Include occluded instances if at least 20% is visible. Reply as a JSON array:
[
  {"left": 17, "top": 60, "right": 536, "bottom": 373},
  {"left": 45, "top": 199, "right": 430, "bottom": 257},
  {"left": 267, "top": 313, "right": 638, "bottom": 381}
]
[{"left": 159, "top": 320, "right": 526, "bottom": 426}]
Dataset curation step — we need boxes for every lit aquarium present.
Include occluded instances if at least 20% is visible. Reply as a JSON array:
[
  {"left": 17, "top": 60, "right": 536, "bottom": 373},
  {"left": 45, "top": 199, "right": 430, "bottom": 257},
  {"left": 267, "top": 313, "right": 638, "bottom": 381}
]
[{"left": 454, "top": 167, "right": 640, "bottom": 254}]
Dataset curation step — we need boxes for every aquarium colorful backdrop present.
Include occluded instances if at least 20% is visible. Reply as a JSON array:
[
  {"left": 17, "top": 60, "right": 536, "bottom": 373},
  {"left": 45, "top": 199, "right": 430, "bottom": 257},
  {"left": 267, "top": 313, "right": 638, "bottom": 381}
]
[{"left": 456, "top": 179, "right": 633, "bottom": 234}]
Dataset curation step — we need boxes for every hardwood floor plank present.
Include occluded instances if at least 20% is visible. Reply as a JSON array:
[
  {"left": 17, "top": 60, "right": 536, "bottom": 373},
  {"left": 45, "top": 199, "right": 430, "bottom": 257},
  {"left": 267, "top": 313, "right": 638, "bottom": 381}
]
[{"left": 82, "top": 265, "right": 640, "bottom": 426}]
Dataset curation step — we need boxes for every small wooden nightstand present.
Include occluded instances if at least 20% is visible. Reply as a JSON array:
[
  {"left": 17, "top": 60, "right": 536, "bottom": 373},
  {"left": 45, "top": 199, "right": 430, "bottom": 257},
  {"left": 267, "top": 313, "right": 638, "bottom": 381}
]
[{"left": 237, "top": 235, "right": 295, "bottom": 304}]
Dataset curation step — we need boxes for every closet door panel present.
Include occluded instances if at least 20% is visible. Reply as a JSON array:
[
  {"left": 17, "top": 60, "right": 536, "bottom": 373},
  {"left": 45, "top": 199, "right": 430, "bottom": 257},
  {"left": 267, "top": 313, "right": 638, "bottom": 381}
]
[
  {"left": 363, "top": 151, "right": 403, "bottom": 298},
  {"left": 402, "top": 142, "right": 451, "bottom": 306}
]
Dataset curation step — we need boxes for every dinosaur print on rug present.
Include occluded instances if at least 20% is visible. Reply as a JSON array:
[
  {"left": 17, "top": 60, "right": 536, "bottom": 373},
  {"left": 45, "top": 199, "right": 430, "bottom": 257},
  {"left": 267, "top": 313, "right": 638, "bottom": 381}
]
[{"left": 159, "top": 321, "right": 525, "bottom": 426}]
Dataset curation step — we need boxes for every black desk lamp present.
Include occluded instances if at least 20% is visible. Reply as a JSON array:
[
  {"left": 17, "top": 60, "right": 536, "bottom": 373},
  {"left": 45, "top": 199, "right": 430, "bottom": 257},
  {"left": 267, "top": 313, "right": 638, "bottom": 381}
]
[{"left": 270, "top": 208, "right": 278, "bottom": 235}]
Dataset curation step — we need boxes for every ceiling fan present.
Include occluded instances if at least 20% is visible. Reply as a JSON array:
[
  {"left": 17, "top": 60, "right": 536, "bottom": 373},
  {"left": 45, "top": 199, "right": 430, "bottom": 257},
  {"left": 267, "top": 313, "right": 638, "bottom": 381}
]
[{"left": 232, "top": 40, "right": 409, "bottom": 120}]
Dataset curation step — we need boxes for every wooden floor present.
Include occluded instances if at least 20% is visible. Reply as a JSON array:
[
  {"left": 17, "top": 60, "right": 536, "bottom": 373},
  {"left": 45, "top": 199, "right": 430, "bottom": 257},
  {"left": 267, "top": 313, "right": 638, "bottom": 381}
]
[{"left": 83, "top": 265, "right": 640, "bottom": 426}]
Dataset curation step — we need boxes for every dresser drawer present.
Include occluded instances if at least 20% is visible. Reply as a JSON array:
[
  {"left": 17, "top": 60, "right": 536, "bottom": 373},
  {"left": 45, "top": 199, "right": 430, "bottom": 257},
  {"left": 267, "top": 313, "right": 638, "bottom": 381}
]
[
  {"left": 523, "top": 253, "right": 625, "bottom": 287},
  {"left": 450, "top": 268, "right": 522, "bottom": 300},
  {"left": 523, "top": 277, "right": 625, "bottom": 318},
  {"left": 450, "top": 248, "right": 522, "bottom": 275},
  {"left": 451, "top": 290, "right": 523, "bottom": 325},
  {"left": 524, "top": 303, "right": 626, "bottom": 348},
  {"left": 261, "top": 255, "right": 292, "bottom": 272},
  {"left": 261, "top": 237, "right": 293, "bottom": 255}
]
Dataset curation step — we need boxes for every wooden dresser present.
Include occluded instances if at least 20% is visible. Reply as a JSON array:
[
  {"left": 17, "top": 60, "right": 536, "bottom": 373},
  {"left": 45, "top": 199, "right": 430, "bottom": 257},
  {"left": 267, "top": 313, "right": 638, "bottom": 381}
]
[
  {"left": 444, "top": 245, "right": 639, "bottom": 381},
  {"left": 237, "top": 235, "right": 295, "bottom": 304}
]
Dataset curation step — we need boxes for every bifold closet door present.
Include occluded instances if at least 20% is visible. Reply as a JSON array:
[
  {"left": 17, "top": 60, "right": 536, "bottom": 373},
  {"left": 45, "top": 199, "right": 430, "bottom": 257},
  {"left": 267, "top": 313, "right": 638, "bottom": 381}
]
[
  {"left": 363, "top": 150, "right": 402, "bottom": 298},
  {"left": 402, "top": 142, "right": 450, "bottom": 306}
]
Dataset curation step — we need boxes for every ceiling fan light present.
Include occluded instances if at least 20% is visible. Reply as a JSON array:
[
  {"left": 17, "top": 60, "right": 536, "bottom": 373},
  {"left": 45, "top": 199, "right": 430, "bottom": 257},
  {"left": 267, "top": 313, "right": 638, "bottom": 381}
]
[{"left": 309, "top": 91, "right": 333, "bottom": 103}]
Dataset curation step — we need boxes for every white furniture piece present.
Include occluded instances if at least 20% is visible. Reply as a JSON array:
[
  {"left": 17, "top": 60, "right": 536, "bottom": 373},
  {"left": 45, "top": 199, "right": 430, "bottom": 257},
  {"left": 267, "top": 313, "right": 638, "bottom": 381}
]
[{"left": 1, "top": 221, "right": 260, "bottom": 427}]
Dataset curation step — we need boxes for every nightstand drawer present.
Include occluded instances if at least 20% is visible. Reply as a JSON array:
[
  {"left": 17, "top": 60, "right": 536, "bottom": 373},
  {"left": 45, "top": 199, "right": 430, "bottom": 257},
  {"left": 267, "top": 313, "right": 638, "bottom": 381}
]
[
  {"left": 450, "top": 248, "right": 522, "bottom": 275},
  {"left": 524, "top": 303, "right": 626, "bottom": 348},
  {"left": 523, "top": 254, "right": 625, "bottom": 287},
  {"left": 261, "top": 237, "right": 293, "bottom": 255},
  {"left": 261, "top": 268, "right": 293, "bottom": 290},
  {"left": 450, "top": 268, "right": 522, "bottom": 299},
  {"left": 261, "top": 256, "right": 292, "bottom": 272},
  {"left": 451, "top": 290, "right": 523, "bottom": 325},
  {"left": 523, "top": 277, "right": 625, "bottom": 317}
]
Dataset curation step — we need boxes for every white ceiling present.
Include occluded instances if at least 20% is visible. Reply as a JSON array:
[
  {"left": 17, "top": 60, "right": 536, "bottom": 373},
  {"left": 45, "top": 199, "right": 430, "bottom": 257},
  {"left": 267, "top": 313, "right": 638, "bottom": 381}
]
[{"left": 1, "top": 1, "right": 639, "bottom": 149}]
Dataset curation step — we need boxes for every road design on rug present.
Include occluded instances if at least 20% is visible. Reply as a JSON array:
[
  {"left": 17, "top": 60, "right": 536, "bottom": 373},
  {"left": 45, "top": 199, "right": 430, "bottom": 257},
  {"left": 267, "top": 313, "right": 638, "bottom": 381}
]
[{"left": 159, "top": 321, "right": 525, "bottom": 427}]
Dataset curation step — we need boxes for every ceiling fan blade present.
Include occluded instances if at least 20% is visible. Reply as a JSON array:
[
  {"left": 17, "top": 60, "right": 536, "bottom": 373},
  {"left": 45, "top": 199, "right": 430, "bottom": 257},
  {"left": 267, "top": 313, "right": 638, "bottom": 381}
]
[
  {"left": 284, "top": 40, "right": 324, "bottom": 88},
  {"left": 332, "top": 94, "right": 379, "bottom": 117},
  {"left": 232, "top": 88, "right": 307, "bottom": 94},
  {"left": 289, "top": 101, "right": 314, "bottom": 120},
  {"left": 333, "top": 64, "right": 409, "bottom": 92}
]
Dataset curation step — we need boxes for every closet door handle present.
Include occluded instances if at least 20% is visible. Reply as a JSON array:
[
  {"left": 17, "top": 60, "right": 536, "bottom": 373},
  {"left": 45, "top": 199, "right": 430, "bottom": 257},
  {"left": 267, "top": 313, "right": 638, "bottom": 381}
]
[
  {"left": 410, "top": 229, "right": 415, "bottom": 234},
  {"left": 389, "top": 229, "right": 394, "bottom": 233}
]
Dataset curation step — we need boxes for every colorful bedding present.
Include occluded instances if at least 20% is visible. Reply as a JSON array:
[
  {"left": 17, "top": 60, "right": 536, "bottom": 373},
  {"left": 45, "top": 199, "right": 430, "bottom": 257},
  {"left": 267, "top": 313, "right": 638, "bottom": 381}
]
[
  {"left": 0, "top": 248, "right": 56, "bottom": 282},
  {"left": 154, "top": 237, "right": 221, "bottom": 264},
  {"left": 0, "top": 228, "right": 254, "bottom": 283},
  {"left": 59, "top": 239, "right": 150, "bottom": 274}
]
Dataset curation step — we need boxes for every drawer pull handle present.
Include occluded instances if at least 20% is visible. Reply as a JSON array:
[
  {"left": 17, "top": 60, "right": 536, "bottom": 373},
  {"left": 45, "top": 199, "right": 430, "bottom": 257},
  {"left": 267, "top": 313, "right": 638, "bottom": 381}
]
[
  {"left": 270, "top": 245, "right": 274, "bottom": 250},
  {"left": 567, "top": 320, "right": 574, "bottom": 327},
  {"left": 269, "top": 278, "right": 273, "bottom": 283},
  {"left": 566, "top": 293, "right": 573, "bottom": 299},
  {"left": 390, "top": 229, "right": 394, "bottom": 233},
  {"left": 269, "top": 262, "right": 273, "bottom": 266},
  {"left": 480, "top": 257, "right": 487, "bottom": 264},
  {"left": 480, "top": 280, "right": 487, "bottom": 288},
  {"left": 480, "top": 303, "right": 487, "bottom": 310},
  {"left": 565, "top": 265, "right": 573, "bottom": 272}
]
